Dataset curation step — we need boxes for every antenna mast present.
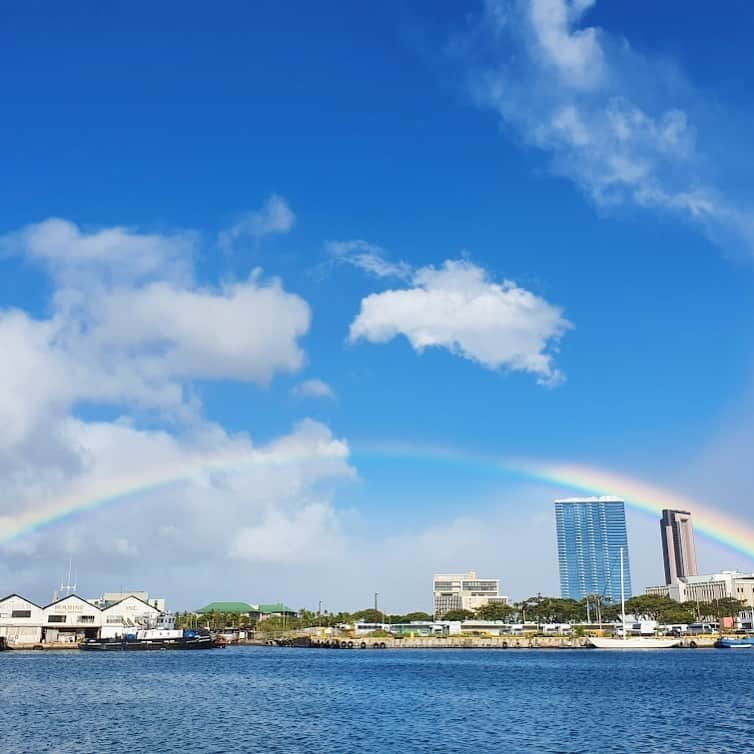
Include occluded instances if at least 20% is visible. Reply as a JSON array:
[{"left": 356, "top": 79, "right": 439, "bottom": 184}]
[{"left": 60, "top": 557, "right": 77, "bottom": 597}]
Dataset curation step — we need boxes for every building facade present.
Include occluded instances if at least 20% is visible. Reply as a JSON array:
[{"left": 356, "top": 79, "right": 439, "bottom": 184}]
[
  {"left": 660, "top": 509, "right": 698, "bottom": 584},
  {"left": 89, "top": 591, "right": 166, "bottom": 613},
  {"left": 0, "top": 594, "right": 45, "bottom": 644},
  {"left": 432, "top": 571, "right": 507, "bottom": 618},
  {"left": 0, "top": 593, "right": 164, "bottom": 645},
  {"left": 646, "top": 571, "right": 754, "bottom": 608},
  {"left": 555, "top": 497, "right": 632, "bottom": 603}
]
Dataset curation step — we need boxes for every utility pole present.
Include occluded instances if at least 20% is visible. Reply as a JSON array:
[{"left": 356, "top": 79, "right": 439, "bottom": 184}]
[{"left": 374, "top": 592, "right": 378, "bottom": 611}]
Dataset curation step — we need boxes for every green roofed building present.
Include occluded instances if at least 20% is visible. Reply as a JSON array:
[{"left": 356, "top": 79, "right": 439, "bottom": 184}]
[
  {"left": 258, "top": 603, "right": 297, "bottom": 618},
  {"left": 196, "top": 602, "right": 260, "bottom": 617}
]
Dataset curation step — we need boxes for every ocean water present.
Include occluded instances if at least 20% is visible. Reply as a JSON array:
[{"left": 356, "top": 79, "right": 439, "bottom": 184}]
[{"left": 2, "top": 646, "right": 753, "bottom": 753}]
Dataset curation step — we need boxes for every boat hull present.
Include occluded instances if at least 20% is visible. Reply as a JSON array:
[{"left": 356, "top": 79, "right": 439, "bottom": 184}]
[
  {"left": 80, "top": 636, "right": 218, "bottom": 651},
  {"left": 715, "top": 638, "right": 754, "bottom": 649},
  {"left": 588, "top": 637, "right": 680, "bottom": 649}
]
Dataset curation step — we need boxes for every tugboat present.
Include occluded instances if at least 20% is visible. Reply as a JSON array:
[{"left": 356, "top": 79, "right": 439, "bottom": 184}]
[{"left": 80, "top": 628, "right": 222, "bottom": 651}]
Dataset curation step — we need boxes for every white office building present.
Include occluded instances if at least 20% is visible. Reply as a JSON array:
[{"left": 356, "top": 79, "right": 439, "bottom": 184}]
[
  {"left": 432, "top": 571, "right": 508, "bottom": 618},
  {"left": 646, "top": 571, "right": 754, "bottom": 607}
]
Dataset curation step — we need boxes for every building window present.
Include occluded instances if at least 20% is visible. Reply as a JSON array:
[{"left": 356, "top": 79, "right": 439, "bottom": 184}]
[
  {"left": 11, "top": 610, "right": 32, "bottom": 618},
  {"left": 78, "top": 615, "right": 95, "bottom": 624},
  {"left": 48, "top": 615, "right": 66, "bottom": 623}
]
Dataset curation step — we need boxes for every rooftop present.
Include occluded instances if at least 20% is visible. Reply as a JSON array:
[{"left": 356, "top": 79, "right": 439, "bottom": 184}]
[
  {"left": 196, "top": 602, "right": 258, "bottom": 614},
  {"left": 554, "top": 497, "right": 625, "bottom": 503},
  {"left": 258, "top": 603, "right": 295, "bottom": 614}
]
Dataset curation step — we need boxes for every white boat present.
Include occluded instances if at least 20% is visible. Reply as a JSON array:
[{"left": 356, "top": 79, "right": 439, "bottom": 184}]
[
  {"left": 588, "top": 636, "right": 679, "bottom": 649},
  {"left": 588, "top": 547, "right": 679, "bottom": 650}
]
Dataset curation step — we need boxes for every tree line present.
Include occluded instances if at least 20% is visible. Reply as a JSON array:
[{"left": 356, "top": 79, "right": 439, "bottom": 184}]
[
  {"left": 175, "top": 594, "right": 749, "bottom": 632},
  {"left": 441, "top": 594, "right": 748, "bottom": 625},
  {"left": 174, "top": 608, "right": 437, "bottom": 632}
]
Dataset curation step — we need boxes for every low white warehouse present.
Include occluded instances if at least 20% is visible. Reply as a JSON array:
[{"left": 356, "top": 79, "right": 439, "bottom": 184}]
[{"left": 0, "top": 593, "right": 164, "bottom": 645}]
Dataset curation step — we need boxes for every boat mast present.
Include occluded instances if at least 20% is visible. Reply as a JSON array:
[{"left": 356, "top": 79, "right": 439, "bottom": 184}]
[{"left": 620, "top": 547, "right": 626, "bottom": 640}]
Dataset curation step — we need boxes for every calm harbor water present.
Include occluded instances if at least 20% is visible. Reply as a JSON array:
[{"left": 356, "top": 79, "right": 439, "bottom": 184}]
[{"left": 2, "top": 646, "right": 752, "bottom": 753}]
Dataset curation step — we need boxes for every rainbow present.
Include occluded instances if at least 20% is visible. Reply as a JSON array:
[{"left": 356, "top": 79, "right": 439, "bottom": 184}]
[
  {"left": 1, "top": 441, "right": 753, "bottom": 563},
  {"left": 0, "top": 443, "right": 350, "bottom": 546},
  {"left": 357, "top": 442, "right": 754, "bottom": 561},
  {"left": 524, "top": 461, "right": 754, "bottom": 561}
]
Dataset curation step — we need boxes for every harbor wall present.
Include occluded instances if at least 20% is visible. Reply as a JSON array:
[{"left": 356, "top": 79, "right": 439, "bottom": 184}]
[{"left": 253, "top": 635, "right": 718, "bottom": 649}]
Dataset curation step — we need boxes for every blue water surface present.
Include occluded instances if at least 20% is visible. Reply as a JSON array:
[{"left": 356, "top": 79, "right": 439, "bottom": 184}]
[{"left": 1, "top": 647, "right": 752, "bottom": 753}]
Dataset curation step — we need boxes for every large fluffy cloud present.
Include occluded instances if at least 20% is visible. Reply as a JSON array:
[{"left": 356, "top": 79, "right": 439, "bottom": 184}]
[
  {"left": 349, "top": 259, "right": 570, "bottom": 385},
  {"left": 460, "top": 0, "right": 754, "bottom": 253},
  {"left": 0, "top": 416, "right": 356, "bottom": 600},
  {"left": 0, "top": 216, "right": 311, "bottom": 455},
  {"left": 0, "top": 208, "right": 356, "bottom": 606},
  {"left": 85, "top": 275, "right": 309, "bottom": 383}
]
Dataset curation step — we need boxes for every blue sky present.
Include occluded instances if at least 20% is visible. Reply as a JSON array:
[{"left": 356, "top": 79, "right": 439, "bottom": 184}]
[{"left": 2, "top": 1, "right": 754, "bottom": 610}]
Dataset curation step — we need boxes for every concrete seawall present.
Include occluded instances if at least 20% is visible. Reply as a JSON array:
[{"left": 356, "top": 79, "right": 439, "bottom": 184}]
[
  {"left": 253, "top": 635, "right": 718, "bottom": 649},
  {"left": 3, "top": 636, "right": 719, "bottom": 650}
]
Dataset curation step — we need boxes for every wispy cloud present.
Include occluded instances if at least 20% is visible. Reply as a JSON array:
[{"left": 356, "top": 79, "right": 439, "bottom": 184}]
[
  {"left": 219, "top": 194, "right": 295, "bottom": 252},
  {"left": 459, "top": 0, "right": 754, "bottom": 254},
  {"left": 326, "top": 240, "right": 412, "bottom": 280},
  {"left": 290, "top": 378, "right": 336, "bottom": 400}
]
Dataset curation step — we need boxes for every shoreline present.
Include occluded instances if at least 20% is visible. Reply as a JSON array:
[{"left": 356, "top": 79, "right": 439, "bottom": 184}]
[{"left": 3, "top": 636, "right": 720, "bottom": 651}]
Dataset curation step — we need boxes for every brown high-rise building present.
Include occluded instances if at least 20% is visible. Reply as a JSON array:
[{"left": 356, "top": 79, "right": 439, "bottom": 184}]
[{"left": 660, "top": 509, "right": 698, "bottom": 585}]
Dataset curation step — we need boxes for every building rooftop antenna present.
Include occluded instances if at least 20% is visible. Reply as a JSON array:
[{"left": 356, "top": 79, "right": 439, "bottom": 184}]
[{"left": 60, "top": 556, "right": 77, "bottom": 598}]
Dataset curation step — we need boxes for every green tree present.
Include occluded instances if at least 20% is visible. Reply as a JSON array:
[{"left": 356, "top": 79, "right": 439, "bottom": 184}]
[
  {"left": 624, "top": 595, "right": 676, "bottom": 622},
  {"left": 715, "top": 597, "right": 747, "bottom": 619},
  {"left": 297, "top": 609, "right": 318, "bottom": 626},
  {"left": 600, "top": 601, "right": 621, "bottom": 621},
  {"left": 518, "top": 595, "right": 547, "bottom": 624},
  {"left": 402, "top": 611, "right": 433, "bottom": 623},
  {"left": 537, "top": 598, "right": 582, "bottom": 623},
  {"left": 661, "top": 604, "right": 695, "bottom": 624},
  {"left": 442, "top": 609, "right": 475, "bottom": 621},
  {"left": 580, "top": 594, "right": 612, "bottom": 624},
  {"left": 352, "top": 609, "right": 387, "bottom": 624},
  {"left": 623, "top": 595, "right": 702, "bottom": 625},
  {"left": 475, "top": 602, "right": 515, "bottom": 621}
]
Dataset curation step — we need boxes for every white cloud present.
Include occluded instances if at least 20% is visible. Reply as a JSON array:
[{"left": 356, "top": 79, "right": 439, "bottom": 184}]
[
  {"left": 0, "top": 218, "right": 312, "bottom": 457},
  {"left": 327, "top": 240, "right": 412, "bottom": 280},
  {"left": 462, "top": 0, "right": 754, "bottom": 253},
  {"left": 218, "top": 194, "right": 295, "bottom": 252},
  {"left": 86, "top": 273, "right": 310, "bottom": 384},
  {"left": 529, "top": 0, "right": 604, "bottom": 89},
  {"left": 349, "top": 259, "right": 570, "bottom": 385},
  {"left": 0, "top": 217, "right": 196, "bottom": 287},
  {"left": 0, "top": 209, "right": 361, "bottom": 606},
  {"left": 0, "top": 416, "right": 355, "bottom": 593},
  {"left": 290, "top": 378, "right": 336, "bottom": 400},
  {"left": 229, "top": 503, "right": 345, "bottom": 564}
]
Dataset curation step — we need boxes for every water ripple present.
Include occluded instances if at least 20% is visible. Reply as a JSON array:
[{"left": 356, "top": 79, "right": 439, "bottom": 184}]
[{"left": 1, "top": 648, "right": 751, "bottom": 753}]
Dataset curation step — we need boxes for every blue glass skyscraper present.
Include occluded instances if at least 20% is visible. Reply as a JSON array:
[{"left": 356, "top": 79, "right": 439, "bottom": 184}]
[{"left": 554, "top": 497, "right": 632, "bottom": 603}]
